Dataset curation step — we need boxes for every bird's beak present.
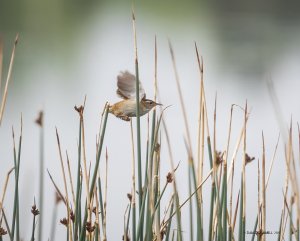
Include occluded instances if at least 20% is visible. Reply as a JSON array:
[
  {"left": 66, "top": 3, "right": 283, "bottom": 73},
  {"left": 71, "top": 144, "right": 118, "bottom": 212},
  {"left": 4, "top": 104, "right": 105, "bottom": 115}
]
[{"left": 155, "top": 102, "right": 162, "bottom": 106}]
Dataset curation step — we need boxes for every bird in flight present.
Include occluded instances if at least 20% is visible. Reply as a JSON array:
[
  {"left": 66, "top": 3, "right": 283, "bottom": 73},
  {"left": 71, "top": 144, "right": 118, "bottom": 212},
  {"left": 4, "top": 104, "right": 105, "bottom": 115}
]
[{"left": 109, "top": 71, "right": 161, "bottom": 121}]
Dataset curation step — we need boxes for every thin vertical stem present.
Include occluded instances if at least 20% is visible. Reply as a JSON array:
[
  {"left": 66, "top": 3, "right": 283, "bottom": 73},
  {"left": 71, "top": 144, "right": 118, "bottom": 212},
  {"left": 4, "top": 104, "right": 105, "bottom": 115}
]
[
  {"left": 36, "top": 111, "right": 44, "bottom": 241},
  {"left": 56, "top": 129, "right": 73, "bottom": 241},
  {"left": 11, "top": 117, "right": 22, "bottom": 241},
  {"left": 75, "top": 116, "right": 82, "bottom": 240},
  {"left": 262, "top": 132, "right": 266, "bottom": 241},
  {"left": 188, "top": 167, "right": 194, "bottom": 241},
  {"left": 103, "top": 149, "right": 108, "bottom": 241},
  {"left": 130, "top": 120, "right": 137, "bottom": 241},
  {"left": 79, "top": 105, "right": 109, "bottom": 241},
  {"left": 161, "top": 120, "right": 183, "bottom": 241},
  {"left": 132, "top": 8, "right": 143, "bottom": 214},
  {"left": 0, "top": 35, "right": 18, "bottom": 125}
]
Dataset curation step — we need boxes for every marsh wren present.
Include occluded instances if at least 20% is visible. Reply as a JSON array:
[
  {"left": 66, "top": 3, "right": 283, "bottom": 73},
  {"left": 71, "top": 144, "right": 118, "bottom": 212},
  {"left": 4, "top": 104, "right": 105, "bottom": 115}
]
[{"left": 109, "top": 71, "right": 161, "bottom": 121}]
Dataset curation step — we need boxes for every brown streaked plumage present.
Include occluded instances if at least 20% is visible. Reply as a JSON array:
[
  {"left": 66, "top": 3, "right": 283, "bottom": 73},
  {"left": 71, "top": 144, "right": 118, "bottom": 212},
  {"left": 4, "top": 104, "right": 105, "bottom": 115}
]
[{"left": 109, "top": 71, "right": 161, "bottom": 121}]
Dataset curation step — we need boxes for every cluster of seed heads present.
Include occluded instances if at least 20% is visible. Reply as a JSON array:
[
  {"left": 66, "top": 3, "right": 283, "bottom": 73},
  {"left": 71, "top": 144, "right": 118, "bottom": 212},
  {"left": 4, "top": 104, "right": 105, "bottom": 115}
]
[
  {"left": 31, "top": 204, "right": 40, "bottom": 216},
  {"left": 166, "top": 172, "right": 173, "bottom": 183},
  {"left": 0, "top": 227, "right": 7, "bottom": 236}
]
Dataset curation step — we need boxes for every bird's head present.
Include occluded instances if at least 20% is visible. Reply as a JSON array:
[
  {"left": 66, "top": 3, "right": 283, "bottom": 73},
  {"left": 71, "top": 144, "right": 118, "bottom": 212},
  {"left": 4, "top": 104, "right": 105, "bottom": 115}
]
[{"left": 142, "top": 99, "right": 162, "bottom": 112}]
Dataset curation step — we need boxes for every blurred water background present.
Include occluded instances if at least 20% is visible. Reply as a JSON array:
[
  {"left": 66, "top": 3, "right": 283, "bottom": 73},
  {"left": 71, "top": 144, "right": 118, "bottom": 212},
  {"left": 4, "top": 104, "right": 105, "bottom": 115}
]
[{"left": 1, "top": 0, "right": 300, "bottom": 240}]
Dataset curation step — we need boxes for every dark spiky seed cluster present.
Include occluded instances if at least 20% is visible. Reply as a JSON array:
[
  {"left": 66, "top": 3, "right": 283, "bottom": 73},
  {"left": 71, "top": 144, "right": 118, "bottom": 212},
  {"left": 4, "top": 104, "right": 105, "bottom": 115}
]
[
  {"left": 35, "top": 111, "right": 43, "bottom": 127},
  {"left": 60, "top": 218, "right": 68, "bottom": 227},
  {"left": 70, "top": 211, "right": 75, "bottom": 223},
  {"left": 0, "top": 227, "right": 7, "bottom": 236},
  {"left": 55, "top": 192, "right": 63, "bottom": 205},
  {"left": 86, "top": 221, "right": 95, "bottom": 233},
  {"left": 245, "top": 153, "right": 255, "bottom": 165},
  {"left": 74, "top": 105, "right": 84, "bottom": 115},
  {"left": 127, "top": 193, "right": 132, "bottom": 201},
  {"left": 166, "top": 172, "right": 173, "bottom": 183},
  {"left": 31, "top": 204, "right": 40, "bottom": 216},
  {"left": 215, "top": 151, "right": 224, "bottom": 165}
]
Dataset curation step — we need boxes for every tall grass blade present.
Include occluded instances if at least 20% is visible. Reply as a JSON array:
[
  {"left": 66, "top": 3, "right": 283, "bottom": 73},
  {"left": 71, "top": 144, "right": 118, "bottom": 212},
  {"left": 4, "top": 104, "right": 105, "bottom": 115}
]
[
  {"left": 130, "top": 119, "right": 137, "bottom": 241},
  {"left": 11, "top": 118, "right": 22, "bottom": 241},
  {"left": 208, "top": 182, "right": 215, "bottom": 241},
  {"left": 190, "top": 162, "right": 203, "bottom": 241},
  {"left": 0, "top": 168, "right": 15, "bottom": 216},
  {"left": 250, "top": 216, "right": 258, "bottom": 241},
  {"left": 66, "top": 152, "right": 76, "bottom": 210},
  {"left": 144, "top": 137, "right": 150, "bottom": 241},
  {"left": 132, "top": 9, "right": 143, "bottom": 216},
  {"left": 94, "top": 222, "right": 99, "bottom": 241},
  {"left": 50, "top": 194, "right": 60, "bottom": 241},
  {"left": 30, "top": 199, "right": 39, "bottom": 241},
  {"left": 262, "top": 132, "right": 266, "bottom": 241},
  {"left": 188, "top": 168, "right": 194, "bottom": 241},
  {"left": 290, "top": 196, "right": 293, "bottom": 241},
  {"left": 238, "top": 178, "right": 244, "bottom": 241},
  {"left": 161, "top": 119, "right": 182, "bottom": 241},
  {"left": 75, "top": 104, "right": 92, "bottom": 231},
  {"left": 1, "top": 209, "right": 12, "bottom": 241},
  {"left": 136, "top": 189, "right": 148, "bottom": 241},
  {"left": 79, "top": 105, "right": 109, "bottom": 241},
  {"left": 223, "top": 105, "right": 235, "bottom": 241},
  {"left": 103, "top": 149, "right": 109, "bottom": 241},
  {"left": 0, "top": 35, "right": 18, "bottom": 125},
  {"left": 97, "top": 178, "right": 104, "bottom": 232},
  {"left": 165, "top": 198, "right": 174, "bottom": 241},
  {"left": 74, "top": 114, "right": 82, "bottom": 240},
  {"left": 220, "top": 166, "right": 227, "bottom": 241},
  {"left": 125, "top": 202, "right": 132, "bottom": 241},
  {"left": 277, "top": 211, "right": 283, "bottom": 241},
  {"left": 35, "top": 111, "right": 44, "bottom": 241},
  {"left": 132, "top": 203, "right": 136, "bottom": 241},
  {"left": 56, "top": 128, "right": 73, "bottom": 241},
  {"left": 208, "top": 139, "right": 214, "bottom": 241}
]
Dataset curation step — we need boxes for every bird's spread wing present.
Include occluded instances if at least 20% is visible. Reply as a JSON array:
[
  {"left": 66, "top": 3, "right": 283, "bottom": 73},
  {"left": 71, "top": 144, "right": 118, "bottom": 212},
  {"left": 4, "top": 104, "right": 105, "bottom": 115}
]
[{"left": 116, "top": 71, "right": 146, "bottom": 100}]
